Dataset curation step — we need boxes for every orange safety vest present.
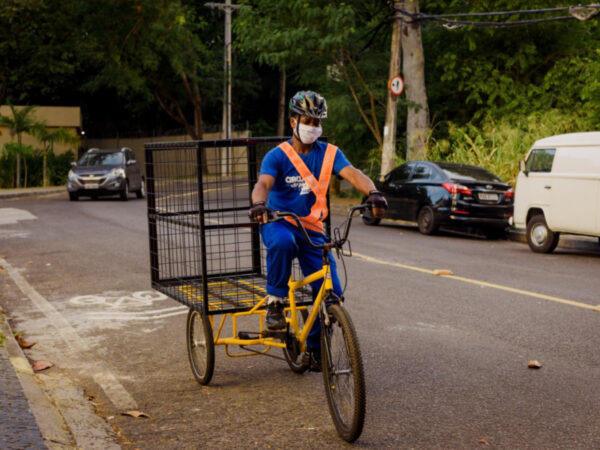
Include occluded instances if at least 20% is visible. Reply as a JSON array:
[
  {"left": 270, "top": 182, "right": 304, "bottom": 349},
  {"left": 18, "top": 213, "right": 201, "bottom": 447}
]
[{"left": 278, "top": 141, "right": 337, "bottom": 233}]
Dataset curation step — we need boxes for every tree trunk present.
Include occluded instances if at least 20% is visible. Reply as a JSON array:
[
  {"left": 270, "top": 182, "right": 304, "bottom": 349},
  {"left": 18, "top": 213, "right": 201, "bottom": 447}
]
[
  {"left": 277, "top": 68, "right": 286, "bottom": 136},
  {"left": 16, "top": 133, "right": 22, "bottom": 188},
  {"left": 381, "top": 4, "right": 402, "bottom": 178},
  {"left": 43, "top": 143, "right": 48, "bottom": 187},
  {"left": 401, "top": 0, "right": 430, "bottom": 161}
]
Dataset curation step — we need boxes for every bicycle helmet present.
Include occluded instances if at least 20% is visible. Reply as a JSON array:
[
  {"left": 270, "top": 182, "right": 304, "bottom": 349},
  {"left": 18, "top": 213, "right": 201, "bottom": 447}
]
[{"left": 288, "top": 90, "right": 328, "bottom": 119}]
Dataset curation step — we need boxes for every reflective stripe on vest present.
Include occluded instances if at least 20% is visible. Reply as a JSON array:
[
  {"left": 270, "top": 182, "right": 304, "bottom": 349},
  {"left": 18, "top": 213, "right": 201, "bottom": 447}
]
[{"left": 278, "top": 141, "right": 337, "bottom": 233}]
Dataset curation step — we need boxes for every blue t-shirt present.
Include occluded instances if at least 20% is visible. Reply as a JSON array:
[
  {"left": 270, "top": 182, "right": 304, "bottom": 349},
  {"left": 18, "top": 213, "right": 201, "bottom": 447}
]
[{"left": 260, "top": 140, "right": 351, "bottom": 218}]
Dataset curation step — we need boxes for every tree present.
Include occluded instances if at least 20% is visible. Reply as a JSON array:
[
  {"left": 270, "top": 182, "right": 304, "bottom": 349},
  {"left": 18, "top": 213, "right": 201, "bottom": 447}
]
[
  {"left": 31, "top": 126, "right": 80, "bottom": 187},
  {"left": 235, "top": 0, "right": 356, "bottom": 135},
  {"left": 0, "top": 104, "right": 44, "bottom": 188},
  {"left": 0, "top": 0, "right": 86, "bottom": 105},
  {"left": 235, "top": 0, "right": 390, "bottom": 159},
  {"left": 83, "top": 0, "right": 216, "bottom": 139}
]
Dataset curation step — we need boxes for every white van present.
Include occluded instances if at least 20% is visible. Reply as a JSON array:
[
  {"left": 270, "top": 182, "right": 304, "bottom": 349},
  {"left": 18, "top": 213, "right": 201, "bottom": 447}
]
[{"left": 514, "top": 132, "right": 600, "bottom": 253}]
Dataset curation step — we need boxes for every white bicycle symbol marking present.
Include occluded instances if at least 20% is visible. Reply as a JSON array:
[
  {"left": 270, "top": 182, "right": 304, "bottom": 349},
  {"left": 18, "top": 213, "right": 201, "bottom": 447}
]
[{"left": 70, "top": 290, "right": 169, "bottom": 309}]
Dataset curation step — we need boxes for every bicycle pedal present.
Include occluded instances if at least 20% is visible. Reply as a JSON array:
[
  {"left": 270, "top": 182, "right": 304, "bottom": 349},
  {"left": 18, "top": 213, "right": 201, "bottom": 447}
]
[
  {"left": 260, "top": 330, "right": 287, "bottom": 340},
  {"left": 238, "top": 331, "right": 260, "bottom": 340}
]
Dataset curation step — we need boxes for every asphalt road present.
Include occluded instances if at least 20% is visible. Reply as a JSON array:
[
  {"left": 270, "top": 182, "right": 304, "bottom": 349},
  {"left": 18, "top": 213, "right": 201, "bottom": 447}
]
[{"left": 1, "top": 193, "right": 599, "bottom": 449}]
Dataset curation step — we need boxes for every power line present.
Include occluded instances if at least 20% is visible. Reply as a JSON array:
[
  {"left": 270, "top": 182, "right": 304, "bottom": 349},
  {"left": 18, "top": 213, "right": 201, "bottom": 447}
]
[{"left": 394, "top": 3, "right": 600, "bottom": 29}]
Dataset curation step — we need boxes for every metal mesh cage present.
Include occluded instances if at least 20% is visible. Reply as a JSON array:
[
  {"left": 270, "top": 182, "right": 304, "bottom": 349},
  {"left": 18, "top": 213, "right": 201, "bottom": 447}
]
[{"left": 146, "top": 137, "right": 327, "bottom": 315}]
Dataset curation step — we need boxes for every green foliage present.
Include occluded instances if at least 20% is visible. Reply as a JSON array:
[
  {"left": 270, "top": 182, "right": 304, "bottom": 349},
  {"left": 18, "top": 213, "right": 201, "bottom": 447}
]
[
  {"left": 0, "top": 0, "right": 88, "bottom": 104},
  {"left": 428, "top": 109, "right": 592, "bottom": 185},
  {"left": 48, "top": 150, "right": 75, "bottom": 185},
  {"left": 0, "top": 143, "right": 74, "bottom": 187}
]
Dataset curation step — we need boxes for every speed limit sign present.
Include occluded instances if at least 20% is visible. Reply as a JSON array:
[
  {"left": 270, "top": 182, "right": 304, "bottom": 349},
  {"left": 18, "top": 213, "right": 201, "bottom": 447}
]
[{"left": 389, "top": 75, "right": 404, "bottom": 96}]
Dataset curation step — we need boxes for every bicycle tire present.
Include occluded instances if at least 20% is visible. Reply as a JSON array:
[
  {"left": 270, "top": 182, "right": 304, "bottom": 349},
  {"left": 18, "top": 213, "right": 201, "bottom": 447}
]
[
  {"left": 321, "top": 303, "right": 366, "bottom": 442},
  {"left": 282, "top": 309, "right": 310, "bottom": 374},
  {"left": 186, "top": 309, "right": 215, "bottom": 385}
]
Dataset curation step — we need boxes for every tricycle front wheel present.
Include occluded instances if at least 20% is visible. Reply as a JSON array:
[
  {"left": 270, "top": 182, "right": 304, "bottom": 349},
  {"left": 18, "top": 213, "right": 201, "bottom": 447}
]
[
  {"left": 186, "top": 309, "right": 215, "bottom": 385},
  {"left": 321, "top": 304, "right": 366, "bottom": 442}
]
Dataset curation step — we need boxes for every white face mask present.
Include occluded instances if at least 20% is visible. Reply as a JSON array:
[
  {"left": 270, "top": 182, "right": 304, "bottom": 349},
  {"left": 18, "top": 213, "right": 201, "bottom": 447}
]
[{"left": 294, "top": 120, "right": 322, "bottom": 145}]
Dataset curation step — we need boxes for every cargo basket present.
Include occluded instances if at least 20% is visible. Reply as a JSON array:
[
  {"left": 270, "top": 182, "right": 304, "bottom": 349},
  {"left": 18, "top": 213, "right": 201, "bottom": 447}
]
[{"left": 145, "top": 137, "right": 330, "bottom": 315}]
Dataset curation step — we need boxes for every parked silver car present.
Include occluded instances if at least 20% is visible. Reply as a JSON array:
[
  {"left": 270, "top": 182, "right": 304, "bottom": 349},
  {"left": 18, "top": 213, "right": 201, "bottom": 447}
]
[{"left": 67, "top": 147, "right": 145, "bottom": 201}]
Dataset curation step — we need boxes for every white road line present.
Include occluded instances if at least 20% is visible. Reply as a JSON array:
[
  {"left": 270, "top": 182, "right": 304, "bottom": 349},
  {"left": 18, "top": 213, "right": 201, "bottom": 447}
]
[
  {"left": 0, "top": 208, "right": 37, "bottom": 225},
  {"left": 353, "top": 252, "right": 600, "bottom": 312},
  {"left": 0, "top": 257, "right": 138, "bottom": 410}
]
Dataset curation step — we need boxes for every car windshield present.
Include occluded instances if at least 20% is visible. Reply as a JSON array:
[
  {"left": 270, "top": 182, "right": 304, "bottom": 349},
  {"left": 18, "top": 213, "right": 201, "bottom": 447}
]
[
  {"left": 78, "top": 152, "right": 124, "bottom": 166},
  {"left": 437, "top": 163, "right": 502, "bottom": 182}
]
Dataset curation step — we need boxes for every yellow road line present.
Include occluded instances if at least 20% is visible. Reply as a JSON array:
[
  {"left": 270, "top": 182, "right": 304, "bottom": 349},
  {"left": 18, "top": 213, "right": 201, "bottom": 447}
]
[{"left": 352, "top": 252, "right": 600, "bottom": 312}]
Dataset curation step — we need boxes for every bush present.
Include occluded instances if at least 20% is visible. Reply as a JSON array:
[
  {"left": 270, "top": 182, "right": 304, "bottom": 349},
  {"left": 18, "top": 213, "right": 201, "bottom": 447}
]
[
  {"left": 49, "top": 150, "right": 75, "bottom": 185},
  {"left": 0, "top": 143, "right": 75, "bottom": 187},
  {"left": 427, "top": 109, "right": 592, "bottom": 185}
]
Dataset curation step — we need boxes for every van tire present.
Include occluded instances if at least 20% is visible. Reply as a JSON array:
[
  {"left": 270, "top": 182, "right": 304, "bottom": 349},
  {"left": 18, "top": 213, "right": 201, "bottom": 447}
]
[{"left": 526, "top": 214, "right": 559, "bottom": 253}]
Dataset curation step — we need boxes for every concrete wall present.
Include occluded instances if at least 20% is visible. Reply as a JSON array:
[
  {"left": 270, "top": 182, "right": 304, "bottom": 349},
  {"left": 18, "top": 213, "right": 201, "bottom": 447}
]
[{"left": 86, "top": 130, "right": 250, "bottom": 168}]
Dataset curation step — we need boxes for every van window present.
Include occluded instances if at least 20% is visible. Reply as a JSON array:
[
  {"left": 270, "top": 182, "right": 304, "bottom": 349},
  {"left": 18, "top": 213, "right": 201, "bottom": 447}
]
[{"left": 526, "top": 148, "right": 555, "bottom": 172}]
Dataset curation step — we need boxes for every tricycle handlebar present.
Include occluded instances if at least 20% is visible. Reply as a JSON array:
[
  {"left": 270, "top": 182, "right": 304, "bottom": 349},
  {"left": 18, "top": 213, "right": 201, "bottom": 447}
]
[{"left": 267, "top": 204, "right": 368, "bottom": 250}]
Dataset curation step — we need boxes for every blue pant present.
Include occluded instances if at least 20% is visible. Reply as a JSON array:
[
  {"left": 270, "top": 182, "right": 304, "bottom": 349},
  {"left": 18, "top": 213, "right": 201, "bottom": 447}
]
[{"left": 260, "top": 221, "right": 343, "bottom": 349}]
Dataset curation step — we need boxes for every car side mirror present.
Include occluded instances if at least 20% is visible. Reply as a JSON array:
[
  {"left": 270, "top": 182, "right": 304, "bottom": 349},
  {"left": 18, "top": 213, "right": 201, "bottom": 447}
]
[
  {"left": 127, "top": 159, "right": 137, "bottom": 166},
  {"left": 70, "top": 161, "right": 77, "bottom": 167},
  {"left": 519, "top": 159, "right": 528, "bottom": 176}
]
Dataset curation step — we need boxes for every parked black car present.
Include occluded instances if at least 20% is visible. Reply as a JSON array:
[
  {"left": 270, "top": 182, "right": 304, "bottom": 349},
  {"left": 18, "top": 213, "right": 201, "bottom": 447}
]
[
  {"left": 67, "top": 148, "right": 145, "bottom": 201},
  {"left": 363, "top": 161, "right": 513, "bottom": 238}
]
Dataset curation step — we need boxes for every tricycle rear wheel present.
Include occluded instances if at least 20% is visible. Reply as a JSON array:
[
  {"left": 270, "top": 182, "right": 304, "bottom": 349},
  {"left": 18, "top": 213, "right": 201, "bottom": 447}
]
[{"left": 186, "top": 309, "right": 215, "bottom": 385}]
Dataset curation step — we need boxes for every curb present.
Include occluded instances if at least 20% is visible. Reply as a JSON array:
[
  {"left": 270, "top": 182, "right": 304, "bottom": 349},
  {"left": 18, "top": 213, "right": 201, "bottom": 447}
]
[
  {"left": 0, "top": 308, "right": 75, "bottom": 449},
  {"left": 0, "top": 188, "right": 65, "bottom": 199}
]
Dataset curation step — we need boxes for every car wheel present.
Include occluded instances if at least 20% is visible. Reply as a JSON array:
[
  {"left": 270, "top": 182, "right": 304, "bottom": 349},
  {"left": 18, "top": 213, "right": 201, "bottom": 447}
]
[
  {"left": 361, "top": 207, "right": 381, "bottom": 226},
  {"left": 68, "top": 192, "right": 78, "bottom": 201},
  {"left": 526, "top": 214, "right": 559, "bottom": 253},
  {"left": 136, "top": 178, "right": 145, "bottom": 199},
  {"left": 483, "top": 227, "right": 506, "bottom": 240},
  {"left": 417, "top": 205, "right": 439, "bottom": 235},
  {"left": 120, "top": 181, "right": 129, "bottom": 201}
]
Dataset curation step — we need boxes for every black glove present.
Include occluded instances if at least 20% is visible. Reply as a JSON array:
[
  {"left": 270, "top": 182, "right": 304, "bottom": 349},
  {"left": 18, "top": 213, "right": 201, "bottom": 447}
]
[
  {"left": 366, "top": 190, "right": 388, "bottom": 210},
  {"left": 248, "top": 201, "right": 267, "bottom": 222}
]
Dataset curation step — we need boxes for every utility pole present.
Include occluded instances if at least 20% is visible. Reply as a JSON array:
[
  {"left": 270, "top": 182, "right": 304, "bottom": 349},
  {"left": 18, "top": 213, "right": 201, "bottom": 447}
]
[
  {"left": 206, "top": 0, "right": 241, "bottom": 140},
  {"left": 381, "top": 2, "right": 402, "bottom": 180}
]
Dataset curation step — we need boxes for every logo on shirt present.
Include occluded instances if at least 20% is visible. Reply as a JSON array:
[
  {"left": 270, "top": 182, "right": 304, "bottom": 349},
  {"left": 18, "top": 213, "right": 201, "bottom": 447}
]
[{"left": 285, "top": 175, "right": 311, "bottom": 195}]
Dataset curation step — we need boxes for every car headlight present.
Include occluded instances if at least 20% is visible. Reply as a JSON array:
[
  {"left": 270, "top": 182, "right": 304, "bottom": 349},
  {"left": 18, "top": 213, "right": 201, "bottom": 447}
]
[
  {"left": 108, "top": 168, "right": 126, "bottom": 179},
  {"left": 68, "top": 170, "right": 77, "bottom": 181}
]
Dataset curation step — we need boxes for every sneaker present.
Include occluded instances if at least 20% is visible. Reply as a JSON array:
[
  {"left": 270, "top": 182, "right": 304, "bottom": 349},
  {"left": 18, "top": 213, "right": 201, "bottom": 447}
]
[
  {"left": 265, "top": 296, "right": 286, "bottom": 330},
  {"left": 303, "top": 347, "right": 322, "bottom": 372}
]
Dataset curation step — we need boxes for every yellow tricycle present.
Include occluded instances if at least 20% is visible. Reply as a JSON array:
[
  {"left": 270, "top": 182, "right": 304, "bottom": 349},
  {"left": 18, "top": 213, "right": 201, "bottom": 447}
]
[{"left": 185, "top": 206, "right": 367, "bottom": 442}]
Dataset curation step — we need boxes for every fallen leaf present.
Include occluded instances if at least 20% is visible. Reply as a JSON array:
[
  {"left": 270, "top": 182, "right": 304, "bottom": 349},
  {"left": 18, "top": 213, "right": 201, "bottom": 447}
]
[
  {"left": 528, "top": 360, "right": 542, "bottom": 369},
  {"left": 480, "top": 438, "right": 488, "bottom": 445},
  {"left": 32, "top": 360, "right": 54, "bottom": 372},
  {"left": 122, "top": 410, "right": 151, "bottom": 419},
  {"left": 15, "top": 334, "right": 36, "bottom": 349},
  {"left": 433, "top": 269, "right": 453, "bottom": 276}
]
